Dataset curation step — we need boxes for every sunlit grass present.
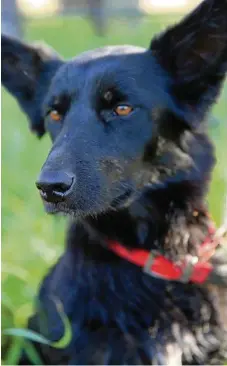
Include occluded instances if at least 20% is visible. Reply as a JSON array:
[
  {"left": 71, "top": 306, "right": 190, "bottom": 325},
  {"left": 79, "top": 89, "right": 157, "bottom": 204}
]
[{"left": 2, "top": 14, "right": 226, "bottom": 364}]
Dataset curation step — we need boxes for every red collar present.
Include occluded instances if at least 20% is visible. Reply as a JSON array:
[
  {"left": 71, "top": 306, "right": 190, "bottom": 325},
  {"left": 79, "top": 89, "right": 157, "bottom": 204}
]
[{"left": 107, "top": 220, "right": 222, "bottom": 284}]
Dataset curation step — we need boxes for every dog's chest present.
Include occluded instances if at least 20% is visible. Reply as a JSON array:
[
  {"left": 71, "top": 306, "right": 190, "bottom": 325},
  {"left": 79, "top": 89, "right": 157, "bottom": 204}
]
[{"left": 34, "top": 247, "right": 224, "bottom": 365}]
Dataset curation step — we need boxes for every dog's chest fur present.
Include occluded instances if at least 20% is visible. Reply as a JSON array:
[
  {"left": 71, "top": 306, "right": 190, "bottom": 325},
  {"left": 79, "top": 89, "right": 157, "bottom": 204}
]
[{"left": 28, "top": 216, "right": 226, "bottom": 365}]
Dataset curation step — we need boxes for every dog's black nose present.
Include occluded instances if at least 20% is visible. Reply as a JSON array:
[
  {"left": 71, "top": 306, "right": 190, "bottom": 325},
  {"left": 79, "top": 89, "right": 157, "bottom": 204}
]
[{"left": 36, "top": 171, "right": 74, "bottom": 203}]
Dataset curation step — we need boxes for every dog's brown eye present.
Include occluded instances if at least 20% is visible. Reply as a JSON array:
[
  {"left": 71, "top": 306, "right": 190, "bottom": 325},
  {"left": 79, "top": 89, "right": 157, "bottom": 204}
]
[
  {"left": 115, "top": 105, "right": 133, "bottom": 116},
  {"left": 49, "top": 110, "right": 62, "bottom": 122}
]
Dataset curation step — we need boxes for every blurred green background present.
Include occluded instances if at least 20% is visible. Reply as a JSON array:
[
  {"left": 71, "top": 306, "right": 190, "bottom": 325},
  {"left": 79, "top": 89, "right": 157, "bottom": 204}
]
[{"left": 2, "top": 13, "right": 227, "bottom": 364}]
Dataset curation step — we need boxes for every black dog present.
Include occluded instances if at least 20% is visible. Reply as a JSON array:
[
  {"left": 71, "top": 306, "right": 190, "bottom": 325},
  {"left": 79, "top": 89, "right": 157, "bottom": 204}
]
[{"left": 2, "top": 0, "right": 227, "bottom": 364}]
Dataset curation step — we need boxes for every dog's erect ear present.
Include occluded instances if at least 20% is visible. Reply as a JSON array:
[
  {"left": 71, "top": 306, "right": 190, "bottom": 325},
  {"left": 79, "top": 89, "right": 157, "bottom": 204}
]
[
  {"left": 151, "top": 0, "right": 227, "bottom": 120},
  {"left": 1, "top": 35, "right": 63, "bottom": 137}
]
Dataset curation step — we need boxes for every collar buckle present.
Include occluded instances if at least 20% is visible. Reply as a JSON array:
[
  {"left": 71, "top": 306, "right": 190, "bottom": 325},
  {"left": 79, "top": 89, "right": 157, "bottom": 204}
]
[
  {"left": 180, "top": 255, "right": 199, "bottom": 283},
  {"left": 143, "top": 250, "right": 156, "bottom": 276}
]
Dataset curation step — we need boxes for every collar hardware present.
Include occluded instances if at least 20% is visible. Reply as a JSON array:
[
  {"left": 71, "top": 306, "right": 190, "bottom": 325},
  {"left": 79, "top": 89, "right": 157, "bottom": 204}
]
[{"left": 107, "top": 215, "right": 227, "bottom": 285}]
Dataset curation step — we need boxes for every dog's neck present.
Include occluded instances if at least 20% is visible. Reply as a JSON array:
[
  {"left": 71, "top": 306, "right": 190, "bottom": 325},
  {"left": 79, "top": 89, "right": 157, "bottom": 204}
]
[{"left": 84, "top": 180, "right": 212, "bottom": 261}]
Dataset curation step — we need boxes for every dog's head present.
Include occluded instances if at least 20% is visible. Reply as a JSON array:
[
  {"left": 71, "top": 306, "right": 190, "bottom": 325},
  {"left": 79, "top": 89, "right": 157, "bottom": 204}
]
[{"left": 2, "top": 0, "right": 227, "bottom": 218}]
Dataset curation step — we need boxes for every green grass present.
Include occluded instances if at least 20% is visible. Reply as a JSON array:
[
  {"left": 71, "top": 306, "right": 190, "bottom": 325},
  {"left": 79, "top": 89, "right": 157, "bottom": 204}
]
[{"left": 2, "top": 14, "right": 227, "bottom": 364}]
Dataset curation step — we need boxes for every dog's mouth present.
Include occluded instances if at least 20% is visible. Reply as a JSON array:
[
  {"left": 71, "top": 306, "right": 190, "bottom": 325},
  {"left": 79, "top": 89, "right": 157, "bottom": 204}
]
[
  {"left": 43, "top": 201, "right": 67, "bottom": 215},
  {"left": 42, "top": 188, "right": 135, "bottom": 217},
  {"left": 43, "top": 200, "right": 87, "bottom": 219},
  {"left": 110, "top": 189, "right": 134, "bottom": 209}
]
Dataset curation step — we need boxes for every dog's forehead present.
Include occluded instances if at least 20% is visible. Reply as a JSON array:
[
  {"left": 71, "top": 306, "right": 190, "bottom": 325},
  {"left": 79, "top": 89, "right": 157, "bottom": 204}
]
[
  {"left": 72, "top": 45, "right": 146, "bottom": 63},
  {"left": 46, "top": 44, "right": 171, "bottom": 109},
  {"left": 49, "top": 45, "right": 155, "bottom": 95}
]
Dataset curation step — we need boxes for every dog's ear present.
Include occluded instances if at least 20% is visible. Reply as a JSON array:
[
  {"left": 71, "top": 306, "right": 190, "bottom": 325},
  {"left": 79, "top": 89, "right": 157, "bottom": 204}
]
[
  {"left": 1, "top": 35, "right": 63, "bottom": 137},
  {"left": 150, "top": 0, "right": 227, "bottom": 123}
]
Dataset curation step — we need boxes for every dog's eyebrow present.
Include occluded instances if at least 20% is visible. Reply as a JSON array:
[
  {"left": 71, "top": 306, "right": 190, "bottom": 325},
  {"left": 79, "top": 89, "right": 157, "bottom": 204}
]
[
  {"left": 96, "top": 68, "right": 147, "bottom": 102},
  {"left": 97, "top": 84, "right": 127, "bottom": 109},
  {"left": 44, "top": 93, "right": 71, "bottom": 115},
  {"left": 103, "top": 90, "right": 114, "bottom": 102}
]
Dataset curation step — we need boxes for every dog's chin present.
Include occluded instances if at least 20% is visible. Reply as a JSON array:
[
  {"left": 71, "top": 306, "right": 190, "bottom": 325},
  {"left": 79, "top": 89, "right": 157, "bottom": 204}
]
[
  {"left": 43, "top": 201, "right": 94, "bottom": 219},
  {"left": 42, "top": 189, "right": 136, "bottom": 219},
  {"left": 43, "top": 201, "right": 75, "bottom": 216}
]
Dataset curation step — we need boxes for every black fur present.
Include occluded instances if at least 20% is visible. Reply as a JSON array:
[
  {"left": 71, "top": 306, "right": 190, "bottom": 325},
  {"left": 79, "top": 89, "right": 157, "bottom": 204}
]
[{"left": 2, "top": 0, "right": 227, "bottom": 364}]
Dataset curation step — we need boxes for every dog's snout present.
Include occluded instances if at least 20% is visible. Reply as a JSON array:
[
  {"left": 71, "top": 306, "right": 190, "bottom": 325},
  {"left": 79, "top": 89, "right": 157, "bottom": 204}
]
[{"left": 36, "top": 171, "right": 75, "bottom": 203}]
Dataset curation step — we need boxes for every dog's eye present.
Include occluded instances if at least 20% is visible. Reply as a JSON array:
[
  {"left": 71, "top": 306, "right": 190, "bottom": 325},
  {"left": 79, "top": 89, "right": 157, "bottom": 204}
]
[
  {"left": 49, "top": 109, "right": 62, "bottom": 122},
  {"left": 114, "top": 105, "right": 133, "bottom": 116}
]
